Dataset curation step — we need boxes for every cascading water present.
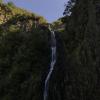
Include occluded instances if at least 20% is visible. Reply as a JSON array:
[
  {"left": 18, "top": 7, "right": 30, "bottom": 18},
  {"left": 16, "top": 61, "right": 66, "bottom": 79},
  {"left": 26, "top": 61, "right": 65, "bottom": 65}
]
[{"left": 43, "top": 25, "right": 56, "bottom": 100}]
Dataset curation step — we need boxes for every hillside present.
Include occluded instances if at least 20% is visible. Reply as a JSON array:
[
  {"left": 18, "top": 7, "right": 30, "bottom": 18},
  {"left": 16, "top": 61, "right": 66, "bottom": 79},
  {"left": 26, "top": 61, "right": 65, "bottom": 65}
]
[
  {"left": 0, "top": 3, "right": 51, "bottom": 100},
  {"left": 0, "top": 3, "right": 47, "bottom": 24},
  {"left": 61, "top": 0, "right": 100, "bottom": 99},
  {"left": 0, "top": 0, "right": 100, "bottom": 100}
]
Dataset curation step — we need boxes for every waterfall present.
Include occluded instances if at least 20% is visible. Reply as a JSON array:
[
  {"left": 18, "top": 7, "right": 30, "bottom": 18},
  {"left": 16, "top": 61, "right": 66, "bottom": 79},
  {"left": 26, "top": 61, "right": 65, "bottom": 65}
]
[{"left": 43, "top": 25, "right": 56, "bottom": 100}]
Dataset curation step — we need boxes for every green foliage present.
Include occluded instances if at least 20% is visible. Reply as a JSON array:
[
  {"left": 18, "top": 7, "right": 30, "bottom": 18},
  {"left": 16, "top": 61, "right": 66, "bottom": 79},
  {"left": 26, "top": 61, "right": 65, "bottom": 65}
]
[
  {"left": 38, "top": 16, "right": 47, "bottom": 24},
  {"left": 7, "top": 1, "right": 15, "bottom": 8},
  {"left": 0, "top": 5, "right": 49, "bottom": 100},
  {"left": 61, "top": 0, "right": 100, "bottom": 99},
  {"left": 0, "top": 0, "right": 3, "bottom": 4},
  {"left": 52, "top": 19, "right": 63, "bottom": 30},
  {"left": 8, "top": 25, "right": 20, "bottom": 32},
  {"left": 0, "top": 24, "right": 50, "bottom": 100},
  {"left": 1, "top": 0, "right": 100, "bottom": 99}
]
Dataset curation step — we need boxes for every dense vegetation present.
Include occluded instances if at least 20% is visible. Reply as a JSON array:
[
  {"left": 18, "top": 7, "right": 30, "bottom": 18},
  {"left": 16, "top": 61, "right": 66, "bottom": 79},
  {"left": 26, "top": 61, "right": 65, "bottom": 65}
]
[
  {"left": 61, "top": 0, "right": 100, "bottom": 99},
  {"left": 0, "top": 2, "right": 50, "bottom": 100},
  {"left": 0, "top": 0, "right": 100, "bottom": 100}
]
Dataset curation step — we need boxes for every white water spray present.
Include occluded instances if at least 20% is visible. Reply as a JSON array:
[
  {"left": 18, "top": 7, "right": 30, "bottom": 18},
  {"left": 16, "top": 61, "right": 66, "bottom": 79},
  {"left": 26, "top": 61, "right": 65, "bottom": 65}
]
[{"left": 43, "top": 25, "right": 56, "bottom": 100}]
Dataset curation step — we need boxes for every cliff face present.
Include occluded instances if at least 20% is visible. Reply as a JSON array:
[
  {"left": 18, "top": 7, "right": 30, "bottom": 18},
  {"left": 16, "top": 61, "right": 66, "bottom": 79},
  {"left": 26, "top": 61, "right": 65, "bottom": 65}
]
[
  {"left": 0, "top": 3, "right": 50, "bottom": 100},
  {"left": 45, "top": 32, "right": 66, "bottom": 100},
  {"left": 0, "top": 0, "right": 100, "bottom": 100},
  {"left": 0, "top": 4, "right": 66, "bottom": 100},
  {"left": 61, "top": 0, "right": 100, "bottom": 99}
]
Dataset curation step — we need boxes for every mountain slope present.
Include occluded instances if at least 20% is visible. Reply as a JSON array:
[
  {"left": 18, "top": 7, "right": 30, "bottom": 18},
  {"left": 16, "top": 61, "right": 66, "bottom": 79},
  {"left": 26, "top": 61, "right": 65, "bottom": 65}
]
[
  {"left": 1, "top": 0, "right": 100, "bottom": 100},
  {"left": 0, "top": 3, "right": 51, "bottom": 100},
  {"left": 61, "top": 0, "right": 100, "bottom": 99}
]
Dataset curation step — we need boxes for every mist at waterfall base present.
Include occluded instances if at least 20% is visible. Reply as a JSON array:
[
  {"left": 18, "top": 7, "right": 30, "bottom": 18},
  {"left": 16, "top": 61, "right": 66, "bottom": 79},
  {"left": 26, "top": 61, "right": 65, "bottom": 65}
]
[{"left": 43, "top": 26, "right": 56, "bottom": 100}]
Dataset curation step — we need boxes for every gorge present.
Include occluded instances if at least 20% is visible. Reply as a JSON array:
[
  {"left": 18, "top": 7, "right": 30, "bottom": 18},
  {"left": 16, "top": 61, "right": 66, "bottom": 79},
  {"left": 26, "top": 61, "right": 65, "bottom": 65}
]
[
  {"left": 43, "top": 25, "right": 56, "bottom": 100},
  {"left": 0, "top": 0, "right": 100, "bottom": 100}
]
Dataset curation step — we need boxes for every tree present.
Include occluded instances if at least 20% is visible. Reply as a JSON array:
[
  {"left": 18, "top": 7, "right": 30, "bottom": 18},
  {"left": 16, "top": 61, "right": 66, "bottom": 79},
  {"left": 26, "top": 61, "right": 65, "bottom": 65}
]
[
  {"left": 52, "top": 19, "right": 63, "bottom": 30},
  {"left": 63, "top": 0, "right": 76, "bottom": 16},
  {"left": 0, "top": 0, "right": 3, "bottom": 4},
  {"left": 7, "top": 1, "right": 15, "bottom": 7},
  {"left": 62, "top": 0, "right": 100, "bottom": 99}
]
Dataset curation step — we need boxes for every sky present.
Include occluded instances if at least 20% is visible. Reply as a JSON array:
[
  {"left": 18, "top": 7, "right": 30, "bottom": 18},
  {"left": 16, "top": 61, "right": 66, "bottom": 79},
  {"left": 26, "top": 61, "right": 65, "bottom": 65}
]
[{"left": 4, "top": 0, "right": 68, "bottom": 22}]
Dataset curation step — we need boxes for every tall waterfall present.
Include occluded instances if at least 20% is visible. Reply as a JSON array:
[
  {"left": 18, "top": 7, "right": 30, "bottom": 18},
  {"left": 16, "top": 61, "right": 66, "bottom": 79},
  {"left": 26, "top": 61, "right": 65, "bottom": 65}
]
[{"left": 43, "top": 25, "right": 56, "bottom": 100}]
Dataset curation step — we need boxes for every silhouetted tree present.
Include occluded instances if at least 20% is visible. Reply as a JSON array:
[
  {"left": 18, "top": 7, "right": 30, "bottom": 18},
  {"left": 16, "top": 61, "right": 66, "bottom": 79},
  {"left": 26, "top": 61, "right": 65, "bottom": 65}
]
[
  {"left": 63, "top": 0, "right": 76, "bottom": 16},
  {"left": 7, "top": 1, "right": 15, "bottom": 7}
]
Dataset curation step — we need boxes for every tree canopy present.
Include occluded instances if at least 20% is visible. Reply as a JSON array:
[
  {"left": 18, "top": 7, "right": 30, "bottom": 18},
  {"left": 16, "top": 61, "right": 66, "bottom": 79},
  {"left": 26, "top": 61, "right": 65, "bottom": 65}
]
[
  {"left": 0, "top": 0, "right": 3, "bottom": 4},
  {"left": 63, "top": 0, "right": 76, "bottom": 16}
]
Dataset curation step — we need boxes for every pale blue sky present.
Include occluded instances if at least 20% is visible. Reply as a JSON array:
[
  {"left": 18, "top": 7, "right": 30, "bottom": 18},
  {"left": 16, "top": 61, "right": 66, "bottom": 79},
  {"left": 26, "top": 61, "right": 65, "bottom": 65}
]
[{"left": 4, "top": 0, "right": 68, "bottom": 22}]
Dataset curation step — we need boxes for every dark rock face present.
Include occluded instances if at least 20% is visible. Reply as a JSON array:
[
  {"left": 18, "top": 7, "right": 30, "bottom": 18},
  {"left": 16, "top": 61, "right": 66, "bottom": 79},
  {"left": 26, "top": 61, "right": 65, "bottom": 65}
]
[
  {"left": 1, "top": 0, "right": 100, "bottom": 100},
  {"left": 62, "top": 0, "right": 100, "bottom": 100},
  {"left": 45, "top": 31, "right": 66, "bottom": 100},
  {"left": 0, "top": 23, "right": 51, "bottom": 100}
]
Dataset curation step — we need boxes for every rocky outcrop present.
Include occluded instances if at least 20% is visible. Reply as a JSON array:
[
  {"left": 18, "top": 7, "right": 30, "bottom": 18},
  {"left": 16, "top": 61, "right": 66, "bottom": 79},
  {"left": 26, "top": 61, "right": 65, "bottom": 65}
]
[{"left": 0, "top": 4, "right": 12, "bottom": 24}]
